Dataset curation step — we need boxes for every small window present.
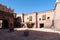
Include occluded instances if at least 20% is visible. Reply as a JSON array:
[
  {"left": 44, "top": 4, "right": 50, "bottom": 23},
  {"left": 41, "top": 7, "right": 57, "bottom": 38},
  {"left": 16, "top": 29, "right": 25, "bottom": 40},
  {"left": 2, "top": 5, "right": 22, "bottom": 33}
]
[
  {"left": 47, "top": 17, "right": 50, "bottom": 19},
  {"left": 39, "top": 18, "right": 41, "bottom": 20},
  {"left": 42, "top": 15, "right": 46, "bottom": 20},
  {"left": 29, "top": 16, "right": 32, "bottom": 21},
  {"left": 27, "top": 17, "right": 29, "bottom": 19}
]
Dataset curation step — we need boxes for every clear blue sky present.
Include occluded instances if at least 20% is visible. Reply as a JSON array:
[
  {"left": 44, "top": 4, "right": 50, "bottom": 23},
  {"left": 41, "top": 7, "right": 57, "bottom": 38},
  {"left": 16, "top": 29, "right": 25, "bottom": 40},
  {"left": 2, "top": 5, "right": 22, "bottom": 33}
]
[{"left": 0, "top": 0, "right": 56, "bottom": 14}]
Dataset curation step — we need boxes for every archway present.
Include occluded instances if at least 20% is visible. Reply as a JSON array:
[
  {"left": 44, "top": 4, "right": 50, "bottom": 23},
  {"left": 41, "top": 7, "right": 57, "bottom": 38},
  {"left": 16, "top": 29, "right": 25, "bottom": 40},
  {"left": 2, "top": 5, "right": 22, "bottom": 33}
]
[
  {"left": 2, "top": 20, "right": 9, "bottom": 29},
  {"left": 26, "top": 22, "right": 35, "bottom": 28}
]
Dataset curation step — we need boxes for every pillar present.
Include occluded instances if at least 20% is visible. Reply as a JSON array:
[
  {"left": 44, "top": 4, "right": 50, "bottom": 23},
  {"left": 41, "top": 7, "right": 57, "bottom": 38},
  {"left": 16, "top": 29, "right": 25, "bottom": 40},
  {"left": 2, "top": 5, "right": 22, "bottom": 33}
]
[{"left": 54, "top": 0, "right": 60, "bottom": 30}]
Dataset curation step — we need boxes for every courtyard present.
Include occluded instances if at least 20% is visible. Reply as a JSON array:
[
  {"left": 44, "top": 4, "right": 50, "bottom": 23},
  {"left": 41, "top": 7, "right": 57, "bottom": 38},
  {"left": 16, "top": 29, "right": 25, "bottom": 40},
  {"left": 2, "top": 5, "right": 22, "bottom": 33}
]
[{"left": 0, "top": 28, "right": 60, "bottom": 40}]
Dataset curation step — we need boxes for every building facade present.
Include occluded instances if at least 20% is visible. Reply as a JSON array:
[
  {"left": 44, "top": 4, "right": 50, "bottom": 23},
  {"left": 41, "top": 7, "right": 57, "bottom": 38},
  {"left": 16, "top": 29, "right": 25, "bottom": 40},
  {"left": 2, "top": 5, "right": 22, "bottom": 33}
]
[
  {"left": 16, "top": 0, "right": 60, "bottom": 31},
  {"left": 17, "top": 10, "right": 54, "bottom": 28},
  {"left": 0, "top": 4, "right": 16, "bottom": 29},
  {"left": 37, "top": 10, "right": 54, "bottom": 28}
]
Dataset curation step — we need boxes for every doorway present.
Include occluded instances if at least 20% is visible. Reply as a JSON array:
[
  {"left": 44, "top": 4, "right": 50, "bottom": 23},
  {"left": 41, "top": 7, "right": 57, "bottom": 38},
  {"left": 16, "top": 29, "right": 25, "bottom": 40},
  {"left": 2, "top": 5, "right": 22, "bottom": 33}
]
[
  {"left": 27, "top": 23, "right": 34, "bottom": 28},
  {"left": 2, "top": 20, "right": 9, "bottom": 29},
  {"left": 40, "top": 23, "right": 44, "bottom": 28}
]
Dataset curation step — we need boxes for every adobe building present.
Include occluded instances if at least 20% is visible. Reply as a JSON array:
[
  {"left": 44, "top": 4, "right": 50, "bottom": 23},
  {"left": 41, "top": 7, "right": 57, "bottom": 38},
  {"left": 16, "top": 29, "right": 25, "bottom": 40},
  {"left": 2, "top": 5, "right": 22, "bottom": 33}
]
[
  {"left": 16, "top": 10, "right": 54, "bottom": 28},
  {"left": 16, "top": 13, "right": 37, "bottom": 28},
  {"left": 37, "top": 10, "right": 54, "bottom": 28},
  {"left": 24, "top": 12, "right": 37, "bottom": 28},
  {"left": 0, "top": 4, "right": 16, "bottom": 29},
  {"left": 16, "top": 0, "right": 60, "bottom": 31}
]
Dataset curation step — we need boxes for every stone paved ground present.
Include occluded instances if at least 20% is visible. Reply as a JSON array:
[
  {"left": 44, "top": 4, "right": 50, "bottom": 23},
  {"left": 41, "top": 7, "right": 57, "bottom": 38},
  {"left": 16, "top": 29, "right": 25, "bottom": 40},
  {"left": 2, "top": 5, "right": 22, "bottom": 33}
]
[{"left": 0, "top": 28, "right": 60, "bottom": 40}]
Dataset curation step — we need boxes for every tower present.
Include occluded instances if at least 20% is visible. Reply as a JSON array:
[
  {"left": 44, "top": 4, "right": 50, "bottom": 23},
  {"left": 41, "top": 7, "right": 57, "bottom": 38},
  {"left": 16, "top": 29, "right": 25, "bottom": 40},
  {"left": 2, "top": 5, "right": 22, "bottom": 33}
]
[{"left": 54, "top": 0, "right": 60, "bottom": 30}]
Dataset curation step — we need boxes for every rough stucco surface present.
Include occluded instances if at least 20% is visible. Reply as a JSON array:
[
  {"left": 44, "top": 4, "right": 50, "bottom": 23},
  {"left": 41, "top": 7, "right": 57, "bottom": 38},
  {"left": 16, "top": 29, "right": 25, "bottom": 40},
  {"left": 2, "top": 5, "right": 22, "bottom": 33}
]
[
  {"left": 37, "top": 10, "right": 54, "bottom": 28},
  {"left": 24, "top": 13, "right": 36, "bottom": 28},
  {"left": 54, "top": 1, "right": 60, "bottom": 30}
]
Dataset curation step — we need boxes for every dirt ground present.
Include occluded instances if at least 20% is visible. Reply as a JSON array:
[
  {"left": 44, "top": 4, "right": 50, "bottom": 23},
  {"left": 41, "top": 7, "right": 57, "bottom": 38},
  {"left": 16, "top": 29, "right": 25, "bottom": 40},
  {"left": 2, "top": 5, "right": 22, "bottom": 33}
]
[{"left": 0, "top": 28, "right": 60, "bottom": 40}]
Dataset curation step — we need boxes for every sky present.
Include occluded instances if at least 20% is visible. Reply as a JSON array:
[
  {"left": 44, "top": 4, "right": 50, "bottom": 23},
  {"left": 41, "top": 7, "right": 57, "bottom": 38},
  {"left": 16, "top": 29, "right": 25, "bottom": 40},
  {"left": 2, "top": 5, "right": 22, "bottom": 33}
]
[{"left": 0, "top": 0, "right": 56, "bottom": 14}]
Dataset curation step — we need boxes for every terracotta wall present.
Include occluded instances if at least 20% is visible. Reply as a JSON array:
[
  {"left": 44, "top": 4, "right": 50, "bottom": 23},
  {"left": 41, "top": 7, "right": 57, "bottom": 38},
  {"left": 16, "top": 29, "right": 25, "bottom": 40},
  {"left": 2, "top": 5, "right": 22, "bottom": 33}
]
[{"left": 0, "top": 4, "right": 14, "bottom": 13}]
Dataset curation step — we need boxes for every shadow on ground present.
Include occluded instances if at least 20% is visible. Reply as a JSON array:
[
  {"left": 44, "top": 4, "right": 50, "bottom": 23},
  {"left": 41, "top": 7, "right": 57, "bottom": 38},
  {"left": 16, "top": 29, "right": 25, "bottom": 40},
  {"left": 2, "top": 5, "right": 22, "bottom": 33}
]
[{"left": 0, "top": 29, "right": 60, "bottom": 40}]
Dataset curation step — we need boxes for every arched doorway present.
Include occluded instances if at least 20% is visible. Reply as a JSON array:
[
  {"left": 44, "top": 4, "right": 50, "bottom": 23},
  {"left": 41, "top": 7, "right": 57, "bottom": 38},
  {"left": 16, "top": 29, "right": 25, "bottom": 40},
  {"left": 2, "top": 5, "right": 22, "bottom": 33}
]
[
  {"left": 2, "top": 20, "right": 9, "bottom": 29},
  {"left": 26, "top": 22, "right": 35, "bottom": 28}
]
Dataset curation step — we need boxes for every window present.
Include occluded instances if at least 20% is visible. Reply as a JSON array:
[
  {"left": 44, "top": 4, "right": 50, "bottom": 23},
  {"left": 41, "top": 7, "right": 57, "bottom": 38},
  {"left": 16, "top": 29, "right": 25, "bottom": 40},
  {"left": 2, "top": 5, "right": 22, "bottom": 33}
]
[
  {"left": 39, "top": 18, "right": 41, "bottom": 20},
  {"left": 29, "top": 16, "right": 32, "bottom": 21},
  {"left": 47, "top": 17, "right": 50, "bottom": 19},
  {"left": 42, "top": 15, "right": 46, "bottom": 20},
  {"left": 27, "top": 17, "right": 29, "bottom": 19}
]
